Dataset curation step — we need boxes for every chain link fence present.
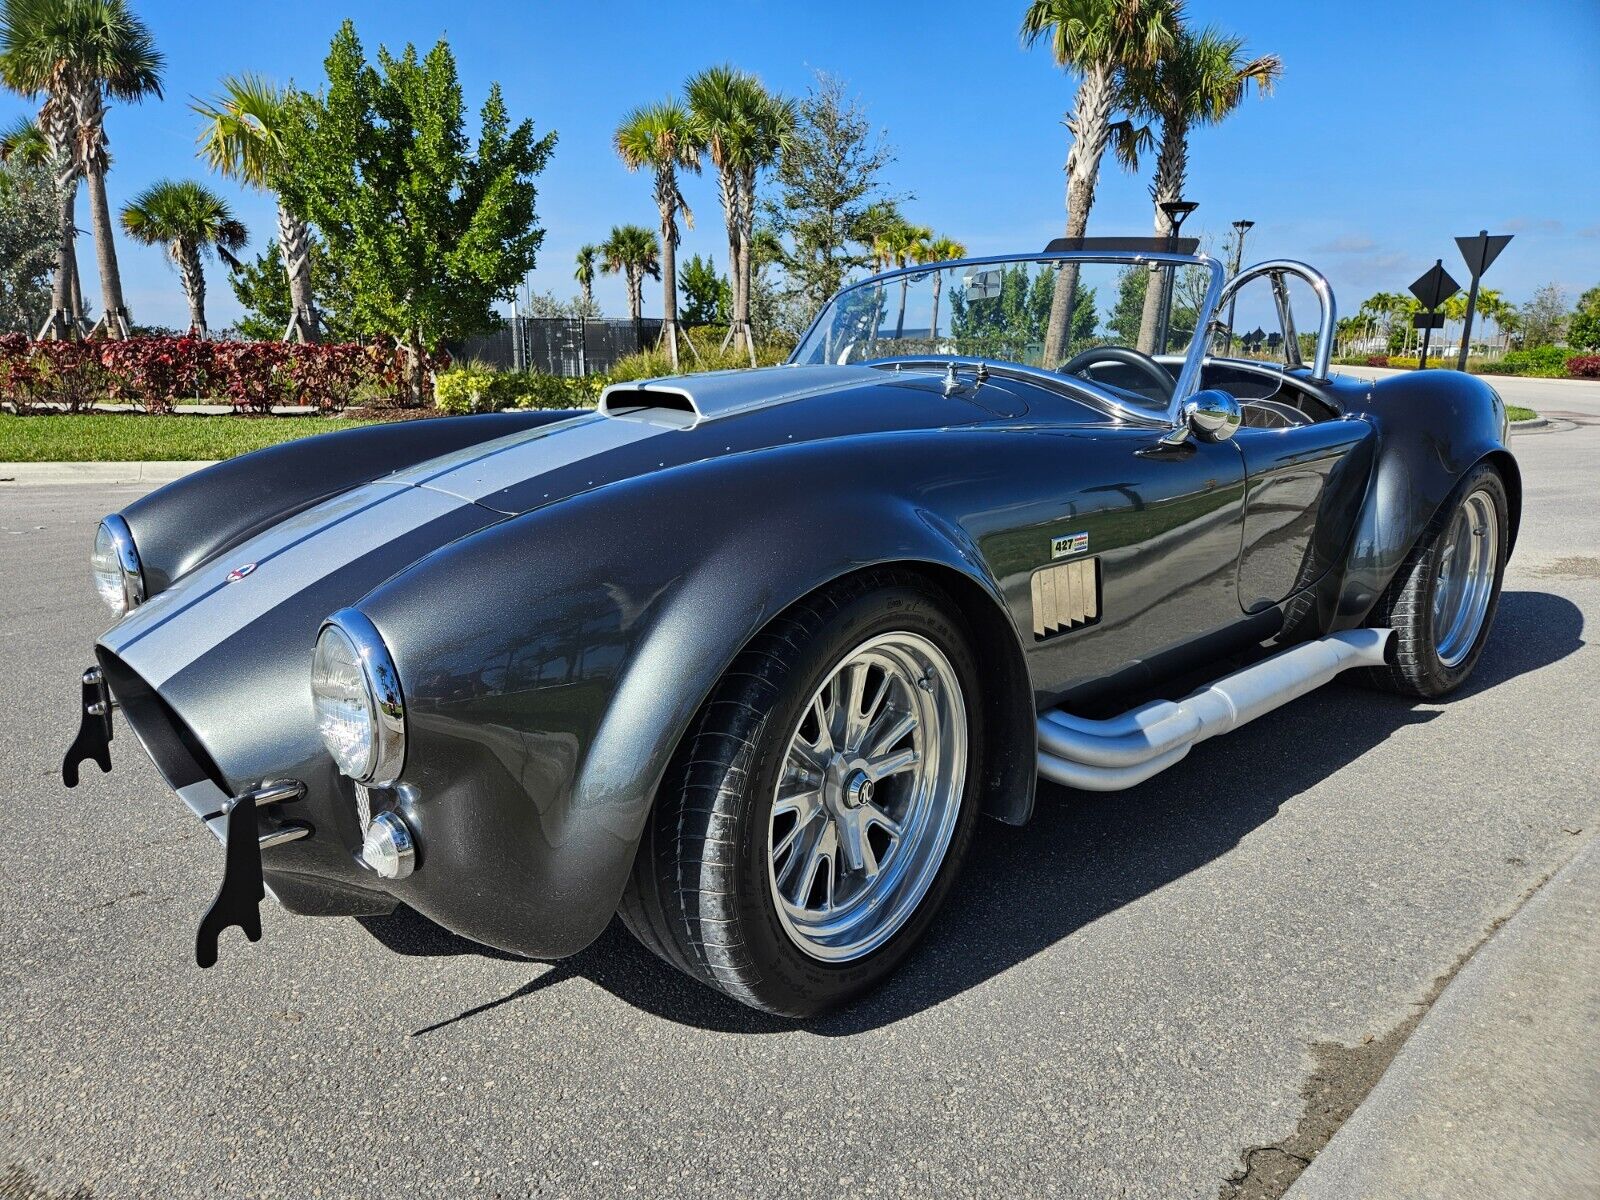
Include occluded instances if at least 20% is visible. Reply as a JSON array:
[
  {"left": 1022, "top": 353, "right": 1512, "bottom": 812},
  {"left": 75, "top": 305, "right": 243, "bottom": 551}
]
[{"left": 458, "top": 317, "right": 663, "bottom": 376}]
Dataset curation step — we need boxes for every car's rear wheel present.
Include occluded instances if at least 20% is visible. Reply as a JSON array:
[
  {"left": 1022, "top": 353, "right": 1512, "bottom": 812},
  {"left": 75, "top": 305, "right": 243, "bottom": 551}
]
[
  {"left": 619, "top": 570, "right": 983, "bottom": 1017},
  {"left": 1362, "top": 462, "right": 1509, "bottom": 698}
]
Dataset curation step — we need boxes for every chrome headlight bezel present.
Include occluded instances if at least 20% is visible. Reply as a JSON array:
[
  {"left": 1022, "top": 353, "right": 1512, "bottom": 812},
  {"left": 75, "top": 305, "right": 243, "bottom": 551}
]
[
  {"left": 311, "top": 609, "right": 406, "bottom": 786},
  {"left": 92, "top": 514, "right": 145, "bottom": 616}
]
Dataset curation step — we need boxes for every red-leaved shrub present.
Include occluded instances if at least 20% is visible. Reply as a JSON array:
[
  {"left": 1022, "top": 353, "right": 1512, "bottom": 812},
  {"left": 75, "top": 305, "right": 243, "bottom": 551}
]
[
  {"left": 0, "top": 335, "right": 399, "bottom": 413},
  {"left": 1566, "top": 355, "right": 1600, "bottom": 379}
]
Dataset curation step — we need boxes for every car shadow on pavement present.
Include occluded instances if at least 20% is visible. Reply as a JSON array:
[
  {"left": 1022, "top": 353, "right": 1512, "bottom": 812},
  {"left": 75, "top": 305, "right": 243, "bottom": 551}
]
[{"left": 369, "top": 589, "right": 1583, "bottom": 1038}]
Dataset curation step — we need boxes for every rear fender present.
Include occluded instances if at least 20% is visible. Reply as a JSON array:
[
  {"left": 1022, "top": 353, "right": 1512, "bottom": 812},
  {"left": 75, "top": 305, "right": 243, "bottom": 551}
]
[{"left": 1320, "top": 370, "right": 1518, "bottom": 630}]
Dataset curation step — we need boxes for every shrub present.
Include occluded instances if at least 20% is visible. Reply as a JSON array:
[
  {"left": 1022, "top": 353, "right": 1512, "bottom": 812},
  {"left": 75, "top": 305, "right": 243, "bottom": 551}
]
[
  {"left": 1565, "top": 354, "right": 1600, "bottom": 378},
  {"left": 504, "top": 371, "right": 605, "bottom": 409},
  {"left": 1365, "top": 354, "right": 1390, "bottom": 367},
  {"left": 1473, "top": 344, "right": 1572, "bottom": 378},
  {"left": 433, "top": 361, "right": 505, "bottom": 414}
]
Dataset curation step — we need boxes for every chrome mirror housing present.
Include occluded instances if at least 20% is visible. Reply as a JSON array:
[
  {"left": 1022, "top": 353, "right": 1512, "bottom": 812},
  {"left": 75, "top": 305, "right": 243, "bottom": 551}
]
[{"left": 1159, "top": 389, "right": 1241, "bottom": 447}]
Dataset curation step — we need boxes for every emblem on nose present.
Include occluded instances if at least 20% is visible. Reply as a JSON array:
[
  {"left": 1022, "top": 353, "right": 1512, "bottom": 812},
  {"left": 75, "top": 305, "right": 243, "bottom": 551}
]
[{"left": 226, "top": 563, "right": 258, "bottom": 583}]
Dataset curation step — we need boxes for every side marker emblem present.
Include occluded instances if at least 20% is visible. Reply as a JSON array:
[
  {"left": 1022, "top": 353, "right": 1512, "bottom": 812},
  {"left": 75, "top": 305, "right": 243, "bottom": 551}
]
[
  {"left": 1051, "top": 531, "right": 1089, "bottom": 559},
  {"left": 226, "top": 563, "right": 258, "bottom": 583}
]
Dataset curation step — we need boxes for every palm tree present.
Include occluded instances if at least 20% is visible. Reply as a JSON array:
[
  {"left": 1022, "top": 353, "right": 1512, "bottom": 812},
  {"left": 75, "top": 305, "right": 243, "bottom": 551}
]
[
  {"left": 119, "top": 179, "right": 245, "bottom": 338},
  {"left": 193, "top": 73, "right": 318, "bottom": 342},
  {"left": 615, "top": 100, "right": 701, "bottom": 369},
  {"left": 1128, "top": 25, "right": 1281, "bottom": 352},
  {"left": 915, "top": 234, "right": 967, "bottom": 345},
  {"left": 685, "top": 65, "right": 794, "bottom": 363},
  {"left": 0, "top": 0, "right": 163, "bottom": 339},
  {"left": 574, "top": 244, "right": 598, "bottom": 313},
  {"left": 599, "top": 223, "right": 660, "bottom": 346},
  {"left": 869, "top": 218, "right": 931, "bottom": 340},
  {"left": 1022, "top": 0, "right": 1178, "bottom": 367}
]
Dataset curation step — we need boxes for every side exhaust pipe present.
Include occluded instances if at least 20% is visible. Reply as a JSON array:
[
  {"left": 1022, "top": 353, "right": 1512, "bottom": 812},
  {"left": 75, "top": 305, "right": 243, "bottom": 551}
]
[{"left": 1037, "top": 628, "right": 1393, "bottom": 792}]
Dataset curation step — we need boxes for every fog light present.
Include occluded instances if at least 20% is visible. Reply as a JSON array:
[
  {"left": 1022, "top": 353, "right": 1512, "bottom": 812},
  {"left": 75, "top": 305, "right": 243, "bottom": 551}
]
[{"left": 361, "top": 811, "right": 415, "bottom": 880}]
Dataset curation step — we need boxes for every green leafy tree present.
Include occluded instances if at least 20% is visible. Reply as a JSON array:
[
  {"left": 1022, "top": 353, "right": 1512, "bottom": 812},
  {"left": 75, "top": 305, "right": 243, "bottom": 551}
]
[
  {"left": 1021, "top": 0, "right": 1178, "bottom": 366},
  {"left": 277, "top": 21, "right": 556, "bottom": 401},
  {"left": 764, "top": 71, "right": 899, "bottom": 324},
  {"left": 229, "top": 237, "right": 355, "bottom": 342},
  {"left": 193, "top": 73, "right": 320, "bottom": 342},
  {"left": 0, "top": 151, "right": 60, "bottom": 331},
  {"left": 0, "top": 0, "right": 163, "bottom": 339},
  {"left": 948, "top": 263, "right": 1094, "bottom": 360},
  {"left": 118, "top": 179, "right": 245, "bottom": 338},
  {"left": 1567, "top": 285, "right": 1600, "bottom": 351},
  {"left": 616, "top": 100, "right": 700, "bottom": 368},
  {"left": 686, "top": 65, "right": 795, "bottom": 359},
  {"left": 599, "top": 223, "right": 659, "bottom": 341},
  {"left": 1124, "top": 24, "right": 1280, "bottom": 351},
  {"left": 1107, "top": 264, "right": 1149, "bottom": 344},
  {"left": 1518, "top": 283, "right": 1568, "bottom": 348},
  {"left": 679, "top": 252, "right": 729, "bottom": 325}
]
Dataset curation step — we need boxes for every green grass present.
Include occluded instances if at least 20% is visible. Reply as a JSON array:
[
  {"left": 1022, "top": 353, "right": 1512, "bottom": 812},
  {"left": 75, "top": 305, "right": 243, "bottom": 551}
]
[
  {"left": 0, "top": 413, "right": 375, "bottom": 462},
  {"left": 1506, "top": 405, "right": 1537, "bottom": 423}
]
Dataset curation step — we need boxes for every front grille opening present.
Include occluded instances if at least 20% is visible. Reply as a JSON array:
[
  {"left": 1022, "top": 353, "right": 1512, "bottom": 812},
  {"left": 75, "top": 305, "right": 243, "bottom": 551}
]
[{"left": 97, "top": 649, "right": 231, "bottom": 795}]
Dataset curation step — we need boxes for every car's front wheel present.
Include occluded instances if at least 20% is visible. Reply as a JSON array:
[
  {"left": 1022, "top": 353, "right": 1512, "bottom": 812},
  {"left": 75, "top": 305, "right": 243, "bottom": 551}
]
[{"left": 620, "top": 570, "right": 983, "bottom": 1017}]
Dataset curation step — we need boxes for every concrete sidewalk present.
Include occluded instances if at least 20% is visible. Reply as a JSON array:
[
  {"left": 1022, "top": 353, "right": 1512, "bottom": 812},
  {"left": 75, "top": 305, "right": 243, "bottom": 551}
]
[
  {"left": 0, "top": 460, "right": 214, "bottom": 484},
  {"left": 1286, "top": 833, "right": 1600, "bottom": 1199}
]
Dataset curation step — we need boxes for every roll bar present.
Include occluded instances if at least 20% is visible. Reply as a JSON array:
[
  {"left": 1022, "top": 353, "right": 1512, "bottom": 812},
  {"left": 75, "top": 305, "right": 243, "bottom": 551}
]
[{"left": 1213, "top": 260, "right": 1338, "bottom": 381}]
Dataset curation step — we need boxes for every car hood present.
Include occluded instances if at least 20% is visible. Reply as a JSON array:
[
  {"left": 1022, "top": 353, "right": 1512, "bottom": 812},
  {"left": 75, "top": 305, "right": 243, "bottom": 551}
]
[{"left": 380, "top": 363, "right": 1024, "bottom": 515}]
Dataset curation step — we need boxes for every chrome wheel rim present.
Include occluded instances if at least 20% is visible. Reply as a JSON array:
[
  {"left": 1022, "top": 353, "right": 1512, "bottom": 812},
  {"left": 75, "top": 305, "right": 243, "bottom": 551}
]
[
  {"left": 1433, "top": 488, "right": 1499, "bottom": 668},
  {"left": 767, "top": 631, "right": 967, "bottom": 963}
]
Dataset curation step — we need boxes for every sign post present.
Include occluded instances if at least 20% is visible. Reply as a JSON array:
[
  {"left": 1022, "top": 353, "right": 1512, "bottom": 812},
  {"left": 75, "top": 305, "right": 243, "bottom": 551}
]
[
  {"left": 1453, "top": 230, "right": 1513, "bottom": 371},
  {"left": 1408, "top": 260, "right": 1461, "bottom": 370}
]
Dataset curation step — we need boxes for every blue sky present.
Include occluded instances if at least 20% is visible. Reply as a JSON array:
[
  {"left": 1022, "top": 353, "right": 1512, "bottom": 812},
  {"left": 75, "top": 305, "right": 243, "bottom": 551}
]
[{"left": 9, "top": 0, "right": 1598, "bottom": 330}]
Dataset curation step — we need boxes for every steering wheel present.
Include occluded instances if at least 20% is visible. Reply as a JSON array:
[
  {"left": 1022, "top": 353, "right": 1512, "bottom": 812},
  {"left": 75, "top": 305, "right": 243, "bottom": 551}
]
[{"left": 1058, "top": 346, "right": 1174, "bottom": 401}]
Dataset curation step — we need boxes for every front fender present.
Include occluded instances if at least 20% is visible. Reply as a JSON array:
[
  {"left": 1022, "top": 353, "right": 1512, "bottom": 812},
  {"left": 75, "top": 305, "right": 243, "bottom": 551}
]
[
  {"left": 358, "top": 435, "right": 1032, "bottom": 958},
  {"left": 1321, "top": 369, "right": 1519, "bottom": 629}
]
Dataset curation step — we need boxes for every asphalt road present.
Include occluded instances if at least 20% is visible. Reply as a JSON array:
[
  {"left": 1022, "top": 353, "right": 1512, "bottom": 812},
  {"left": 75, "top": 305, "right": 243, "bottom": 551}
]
[{"left": 3, "top": 376, "right": 1597, "bottom": 1199}]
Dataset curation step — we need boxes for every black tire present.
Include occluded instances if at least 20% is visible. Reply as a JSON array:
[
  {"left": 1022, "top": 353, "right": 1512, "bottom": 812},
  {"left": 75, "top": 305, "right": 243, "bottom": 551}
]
[
  {"left": 618, "top": 569, "right": 984, "bottom": 1017},
  {"left": 1361, "top": 462, "right": 1509, "bottom": 698}
]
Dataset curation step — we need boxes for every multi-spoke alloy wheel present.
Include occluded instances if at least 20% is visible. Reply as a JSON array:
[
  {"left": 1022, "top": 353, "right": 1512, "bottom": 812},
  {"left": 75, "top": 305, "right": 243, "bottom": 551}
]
[
  {"left": 1363, "top": 463, "right": 1508, "bottom": 699},
  {"left": 1432, "top": 488, "right": 1499, "bottom": 668},
  {"left": 620, "top": 570, "right": 982, "bottom": 1016},
  {"left": 768, "top": 632, "right": 967, "bottom": 962}
]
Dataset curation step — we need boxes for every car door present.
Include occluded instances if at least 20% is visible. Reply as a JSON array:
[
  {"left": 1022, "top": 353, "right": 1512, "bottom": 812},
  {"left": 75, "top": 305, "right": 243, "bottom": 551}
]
[
  {"left": 1231, "top": 418, "right": 1375, "bottom": 612},
  {"left": 972, "top": 417, "right": 1250, "bottom": 707}
]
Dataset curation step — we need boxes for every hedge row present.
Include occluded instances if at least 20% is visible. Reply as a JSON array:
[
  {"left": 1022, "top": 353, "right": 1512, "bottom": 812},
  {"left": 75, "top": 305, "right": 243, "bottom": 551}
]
[
  {"left": 1341, "top": 347, "right": 1599, "bottom": 379},
  {"left": 0, "top": 333, "right": 436, "bottom": 414},
  {"left": 433, "top": 343, "right": 793, "bottom": 415}
]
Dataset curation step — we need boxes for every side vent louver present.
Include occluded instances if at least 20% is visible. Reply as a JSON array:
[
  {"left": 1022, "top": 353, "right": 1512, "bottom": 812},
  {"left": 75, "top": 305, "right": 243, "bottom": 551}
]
[{"left": 1031, "top": 557, "right": 1100, "bottom": 640}]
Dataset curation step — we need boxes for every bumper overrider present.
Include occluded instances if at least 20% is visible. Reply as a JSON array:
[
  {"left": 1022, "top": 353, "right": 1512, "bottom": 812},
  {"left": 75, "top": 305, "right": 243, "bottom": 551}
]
[{"left": 62, "top": 657, "right": 407, "bottom": 967}]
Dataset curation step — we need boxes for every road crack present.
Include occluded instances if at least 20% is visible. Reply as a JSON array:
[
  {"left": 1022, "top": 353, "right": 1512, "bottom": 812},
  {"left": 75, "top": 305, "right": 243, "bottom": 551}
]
[{"left": 1218, "top": 870, "right": 1556, "bottom": 1200}]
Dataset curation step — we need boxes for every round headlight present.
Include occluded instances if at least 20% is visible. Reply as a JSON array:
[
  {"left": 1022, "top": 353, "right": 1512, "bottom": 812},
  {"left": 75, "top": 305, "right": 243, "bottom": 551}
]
[
  {"left": 311, "top": 610, "right": 405, "bottom": 785},
  {"left": 92, "top": 515, "right": 145, "bottom": 615}
]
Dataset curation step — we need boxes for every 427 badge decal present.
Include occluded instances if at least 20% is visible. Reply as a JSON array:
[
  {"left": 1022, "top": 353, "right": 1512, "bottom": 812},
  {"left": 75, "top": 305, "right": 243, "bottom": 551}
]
[{"left": 1051, "top": 531, "right": 1089, "bottom": 559}]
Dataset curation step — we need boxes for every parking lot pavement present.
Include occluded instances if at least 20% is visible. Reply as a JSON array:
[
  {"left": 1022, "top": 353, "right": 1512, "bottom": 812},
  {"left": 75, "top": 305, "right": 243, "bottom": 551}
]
[{"left": 2, "top": 410, "right": 1597, "bottom": 1199}]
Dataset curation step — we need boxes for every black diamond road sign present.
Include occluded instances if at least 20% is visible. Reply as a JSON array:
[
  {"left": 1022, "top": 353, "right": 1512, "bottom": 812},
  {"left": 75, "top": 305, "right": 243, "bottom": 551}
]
[
  {"left": 1456, "top": 232, "right": 1513, "bottom": 279},
  {"left": 1409, "top": 261, "right": 1460, "bottom": 311}
]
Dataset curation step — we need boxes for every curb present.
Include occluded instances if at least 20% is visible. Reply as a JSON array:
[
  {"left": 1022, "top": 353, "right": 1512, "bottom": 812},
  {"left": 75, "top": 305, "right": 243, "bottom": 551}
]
[
  {"left": 0, "top": 460, "right": 216, "bottom": 485},
  {"left": 1284, "top": 833, "right": 1599, "bottom": 1198},
  {"left": 1509, "top": 416, "right": 1548, "bottom": 430}
]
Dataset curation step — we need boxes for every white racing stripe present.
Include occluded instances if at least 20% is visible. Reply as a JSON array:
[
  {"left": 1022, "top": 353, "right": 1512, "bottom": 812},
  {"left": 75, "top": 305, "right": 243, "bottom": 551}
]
[{"left": 100, "top": 412, "right": 677, "bottom": 688}]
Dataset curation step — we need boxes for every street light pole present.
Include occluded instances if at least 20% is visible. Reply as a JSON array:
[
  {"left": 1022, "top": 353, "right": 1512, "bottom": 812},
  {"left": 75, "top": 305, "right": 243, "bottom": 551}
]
[
  {"left": 1226, "top": 219, "right": 1253, "bottom": 355},
  {"left": 1156, "top": 199, "right": 1198, "bottom": 354}
]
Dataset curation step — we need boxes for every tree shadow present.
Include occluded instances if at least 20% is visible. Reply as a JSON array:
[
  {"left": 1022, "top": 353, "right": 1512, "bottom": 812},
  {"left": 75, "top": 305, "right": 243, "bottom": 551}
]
[{"left": 372, "top": 589, "right": 1583, "bottom": 1038}]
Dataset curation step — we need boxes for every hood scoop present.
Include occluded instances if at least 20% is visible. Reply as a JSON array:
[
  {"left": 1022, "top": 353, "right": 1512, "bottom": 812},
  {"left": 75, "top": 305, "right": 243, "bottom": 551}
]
[{"left": 598, "top": 364, "right": 887, "bottom": 427}]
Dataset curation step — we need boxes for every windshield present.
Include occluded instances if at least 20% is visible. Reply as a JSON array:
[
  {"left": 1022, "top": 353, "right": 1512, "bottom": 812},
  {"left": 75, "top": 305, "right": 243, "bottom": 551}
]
[{"left": 791, "top": 253, "right": 1223, "bottom": 413}]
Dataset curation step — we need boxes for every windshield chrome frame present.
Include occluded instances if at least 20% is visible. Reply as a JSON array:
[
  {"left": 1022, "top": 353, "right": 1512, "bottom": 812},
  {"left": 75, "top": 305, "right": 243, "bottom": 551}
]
[{"left": 789, "top": 249, "right": 1226, "bottom": 426}]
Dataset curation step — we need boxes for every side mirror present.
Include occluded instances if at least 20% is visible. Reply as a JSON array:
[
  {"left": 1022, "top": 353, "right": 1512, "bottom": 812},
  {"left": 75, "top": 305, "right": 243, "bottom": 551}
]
[{"left": 1159, "top": 389, "right": 1241, "bottom": 447}]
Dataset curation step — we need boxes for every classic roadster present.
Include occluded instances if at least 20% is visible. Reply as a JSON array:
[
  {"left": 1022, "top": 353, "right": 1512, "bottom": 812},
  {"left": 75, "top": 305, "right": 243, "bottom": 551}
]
[{"left": 64, "top": 242, "right": 1517, "bottom": 1015}]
